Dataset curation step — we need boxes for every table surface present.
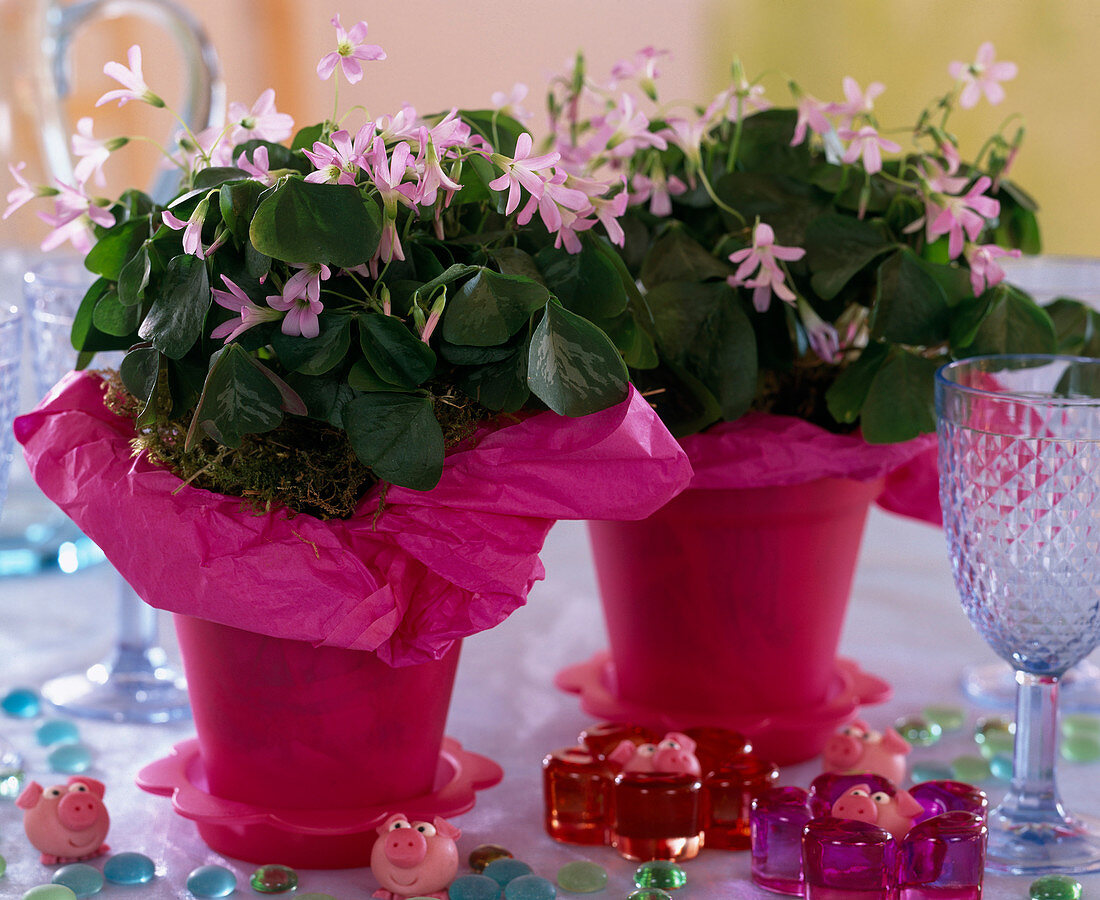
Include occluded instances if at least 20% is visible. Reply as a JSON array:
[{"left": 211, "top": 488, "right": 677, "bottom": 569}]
[{"left": 1, "top": 508, "right": 1099, "bottom": 899}]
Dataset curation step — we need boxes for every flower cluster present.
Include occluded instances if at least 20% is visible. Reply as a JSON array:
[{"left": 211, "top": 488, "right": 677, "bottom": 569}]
[
  {"left": 7, "top": 15, "right": 638, "bottom": 504},
  {"left": 535, "top": 42, "right": 1076, "bottom": 442}
]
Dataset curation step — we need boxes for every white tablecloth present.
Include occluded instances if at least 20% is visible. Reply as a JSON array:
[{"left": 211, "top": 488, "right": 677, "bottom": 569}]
[{"left": 1, "top": 510, "right": 1097, "bottom": 898}]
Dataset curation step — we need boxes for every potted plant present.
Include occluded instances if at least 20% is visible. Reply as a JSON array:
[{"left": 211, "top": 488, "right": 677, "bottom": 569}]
[
  {"left": 10, "top": 15, "right": 692, "bottom": 866},
  {"left": 543, "top": 44, "right": 1090, "bottom": 763}
]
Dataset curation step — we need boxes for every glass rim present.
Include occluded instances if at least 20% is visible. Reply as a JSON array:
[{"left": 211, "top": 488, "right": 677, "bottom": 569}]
[{"left": 936, "top": 354, "right": 1100, "bottom": 407}]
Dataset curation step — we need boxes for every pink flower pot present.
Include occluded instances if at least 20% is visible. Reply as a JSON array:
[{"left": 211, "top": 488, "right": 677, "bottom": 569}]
[{"left": 558, "top": 477, "right": 891, "bottom": 765}]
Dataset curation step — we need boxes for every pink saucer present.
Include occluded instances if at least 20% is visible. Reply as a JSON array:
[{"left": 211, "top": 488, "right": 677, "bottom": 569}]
[
  {"left": 555, "top": 651, "right": 890, "bottom": 766},
  {"left": 138, "top": 738, "right": 503, "bottom": 868}
]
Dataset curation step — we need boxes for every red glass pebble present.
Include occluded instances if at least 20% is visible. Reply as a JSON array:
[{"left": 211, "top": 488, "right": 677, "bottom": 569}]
[
  {"left": 542, "top": 747, "right": 612, "bottom": 845},
  {"left": 704, "top": 754, "right": 780, "bottom": 850},
  {"left": 682, "top": 727, "right": 752, "bottom": 775},
  {"left": 578, "top": 722, "right": 659, "bottom": 760},
  {"left": 612, "top": 772, "right": 703, "bottom": 862}
]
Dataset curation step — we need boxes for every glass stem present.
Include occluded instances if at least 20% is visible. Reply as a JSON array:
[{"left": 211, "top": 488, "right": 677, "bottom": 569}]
[
  {"left": 113, "top": 576, "right": 161, "bottom": 668},
  {"left": 1001, "top": 671, "right": 1068, "bottom": 823}
]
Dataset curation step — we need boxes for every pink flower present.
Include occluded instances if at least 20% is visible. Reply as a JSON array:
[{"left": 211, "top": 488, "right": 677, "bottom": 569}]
[
  {"left": 830, "top": 76, "right": 885, "bottom": 123},
  {"left": 303, "top": 129, "right": 367, "bottom": 185},
  {"left": 488, "top": 132, "right": 561, "bottom": 215},
  {"left": 210, "top": 275, "right": 283, "bottom": 342},
  {"left": 491, "top": 83, "right": 532, "bottom": 122},
  {"left": 316, "top": 15, "right": 385, "bottom": 85},
  {"left": 162, "top": 196, "right": 211, "bottom": 259},
  {"left": 790, "top": 93, "right": 832, "bottom": 147},
  {"left": 727, "top": 221, "right": 805, "bottom": 312},
  {"left": 926, "top": 175, "right": 999, "bottom": 260},
  {"left": 72, "top": 117, "right": 124, "bottom": 186},
  {"left": 37, "top": 181, "right": 115, "bottom": 253},
  {"left": 266, "top": 263, "right": 331, "bottom": 338},
  {"left": 610, "top": 46, "right": 668, "bottom": 98},
  {"left": 589, "top": 180, "right": 629, "bottom": 247},
  {"left": 630, "top": 171, "right": 687, "bottom": 217},
  {"left": 418, "top": 292, "right": 446, "bottom": 343},
  {"left": 423, "top": 109, "right": 471, "bottom": 150},
  {"left": 662, "top": 116, "right": 707, "bottom": 174},
  {"left": 414, "top": 130, "right": 462, "bottom": 207},
  {"left": 236, "top": 146, "right": 274, "bottom": 185},
  {"left": 4, "top": 163, "right": 41, "bottom": 220},
  {"left": 797, "top": 297, "right": 841, "bottom": 363},
  {"left": 374, "top": 105, "right": 421, "bottom": 144},
  {"left": 95, "top": 45, "right": 163, "bottom": 108},
  {"left": 368, "top": 138, "right": 419, "bottom": 214},
  {"left": 516, "top": 170, "right": 590, "bottom": 235},
  {"left": 839, "top": 125, "right": 901, "bottom": 175},
  {"left": 588, "top": 94, "right": 667, "bottom": 159},
  {"left": 949, "top": 42, "right": 1017, "bottom": 109},
  {"left": 965, "top": 243, "right": 1021, "bottom": 297},
  {"left": 228, "top": 89, "right": 294, "bottom": 145}
]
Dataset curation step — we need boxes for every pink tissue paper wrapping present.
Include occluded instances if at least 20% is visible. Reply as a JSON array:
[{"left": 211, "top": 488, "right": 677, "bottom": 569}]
[
  {"left": 678, "top": 412, "right": 942, "bottom": 526},
  {"left": 15, "top": 372, "right": 693, "bottom": 665}
]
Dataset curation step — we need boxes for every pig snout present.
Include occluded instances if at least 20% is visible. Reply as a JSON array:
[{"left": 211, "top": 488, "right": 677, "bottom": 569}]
[
  {"left": 652, "top": 747, "right": 699, "bottom": 775},
  {"left": 824, "top": 734, "right": 862, "bottom": 768},
  {"left": 384, "top": 827, "right": 428, "bottom": 867},
  {"left": 831, "top": 790, "right": 878, "bottom": 825},
  {"left": 57, "top": 792, "right": 101, "bottom": 830}
]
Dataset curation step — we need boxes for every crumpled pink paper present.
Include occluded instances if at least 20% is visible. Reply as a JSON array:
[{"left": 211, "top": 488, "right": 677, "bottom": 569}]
[
  {"left": 678, "top": 412, "right": 942, "bottom": 525},
  {"left": 16, "top": 372, "right": 692, "bottom": 665}
]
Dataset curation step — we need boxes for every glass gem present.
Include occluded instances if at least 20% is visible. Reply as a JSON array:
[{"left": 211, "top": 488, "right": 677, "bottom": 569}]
[
  {"left": 22, "top": 887, "right": 77, "bottom": 900},
  {"left": 628, "top": 891, "right": 673, "bottom": 900},
  {"left": 974, "top": 716, "right": 1015, "bottom": 759},
  {"left": 556, "top": 860, "right": 607, "bottom": 893},
  {"left": 3, "top": 687, "right": 41, "bottom": 718},
  {"left": 186, "top": 864, "right": 237, "bottom": 898},
  {"left": 450, "top": 874, "right": 505, "bottom": 900},
  {"left": 103, "top": 852, "right": 156, "bottom": 885},
  {"left": 1062, "top": 714, "right": 1100, "bottom": 739},
  {"left": 989, "top": 754, "right": 1014, "bottom": 781},
  {"left": 922, "top": 704, "right": 965, "bottom": 732},
  {"left": 0, "top": 734, "right": 25, "bottom": 799},
  {"left": 504, "top": 874, "right": 556, "bottom": 900},
  {"left": 910, "top": 761, "right": 954, "bottom": 782},
  {"left": 250, "top": 864, "right": 298, "bottom": 893},
  {"left": 633, "top": 860, "right": 687, "bottom": 890},
  {"left": 894, "top": 714, "right": 942, "bottom": 747},
  {"left": 951, "top": 755, "right": 991, "bottom": 782},
  {"left": 0, "top": 853, "right": 5, "bottom": 876},
  {"left": 1030, "top": 875, "right": 1083, "bottom": 900},
  {"left": 1062, "top": 734, "right": 1100, "bottom": 763},
  {"left": 469, "top": 843, "right": 514, "bottom": 872},
  {"left": 483, "top": 858, "right": 534, "bottom": 888},
  {"left": 36, "top": 719, "right": 79, "bottom": 747},
  {"left": 48, "top": 743, "right": 92, "bottom": 774},
  {"left": 52, "top": 864, "right": 104, "bottom": 898}
]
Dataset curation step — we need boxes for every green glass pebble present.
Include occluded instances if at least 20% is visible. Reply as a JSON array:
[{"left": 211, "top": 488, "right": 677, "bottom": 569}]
[
  {"left": 450, "top": 874, "right": 504, "bottom": 900},
  {"left": 52, "top": 864, "right": 104, "bottom": 898},
  {"left": 1062, "top": 714, "right": 1100, "bottom": 739},
  {"left": 48, "top": 743, "right": 92, "bottom": 774},
  {"left": 1029, "top": 874, "right": 1082, "bottom": 900},
  {"left": 250, "top": 864, "right": 298, "bottom": 893},
  {"left": 36, "top": 719, "right": 80, "bottom": 747},
  {"left": 483, "top": 858, "right": 533, "bottom": 887},
  {"left": 103, "top": 852, "right": 156, "bottom": 885},
  {"left": 469, "top": 843, "right": 514, "bottom": 873},
  {"left": 504, "top": 874, "right": 556, "bottom": 900},
  {"left": 628, "top": 891, "right": 673, "bottom": 900},
  {"left": 557, "top": 860, "right": 607, "bottom": 893},
  {"left": 910, "top": 761, "right": 954, "bottom": 782},
  {"left": 3, "top": 687, "right": 41, "bottom": 718},
  {"left": 894, "top": 714, "right": 942, "bottom": 747},
  {"left": 22, "top": 887, "right": 77, "bottom": 900},
  {"left": 989, "top": 754, "right": 1014, "bottom": 781},
  {"left": 974, "top": 716, "right": 1015, "bottom": 759},
  {"left": 634, "top": 861, "right": 687, "bottom": 890},
  {"left": 186, "top": 864, "right": 236, "bottom": 898},
  {"left": 923, "top": 704, "right": 965, "bottom": 732},
  {"left": 951, "top": 755, "right": 991, "bottom": 783},
  {"left": 1062, "top": 734, "right": 1100, "bottom": 763}
]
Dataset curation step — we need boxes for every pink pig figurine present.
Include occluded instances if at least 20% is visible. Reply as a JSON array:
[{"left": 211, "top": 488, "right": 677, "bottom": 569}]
[
  {"left": 371, "top": 813, "right": 461, "bottom": 900},
  {"left": 822, "top": 719, "right": 911, "bottom": 784},
  {"left": 16, "top": 776, "right": 110, "bottom": 864},
  {"left": 608, "top": 731, "right": 702, "bottom": 777},
  {"left": 831, "top": 783, "right": 924, "bottom": 840}
]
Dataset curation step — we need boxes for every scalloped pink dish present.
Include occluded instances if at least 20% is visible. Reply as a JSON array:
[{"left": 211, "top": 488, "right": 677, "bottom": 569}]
[
  {"left": 555, "top": 652, "right": 890, "bottom": 766},
  {"left": 137, "top": 738, "right": 503, "bottom": 868}
]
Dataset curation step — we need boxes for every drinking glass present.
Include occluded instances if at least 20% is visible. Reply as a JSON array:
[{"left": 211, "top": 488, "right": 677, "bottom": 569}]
[
  {"left": 938, "top": 354, "right": 1100, "bottom": 873},
  {"left": 24, "top": 257, "right": 189, "bottom": 723},
  {"left": 0, "top": 305, "right": 24, "bottom": 514}
]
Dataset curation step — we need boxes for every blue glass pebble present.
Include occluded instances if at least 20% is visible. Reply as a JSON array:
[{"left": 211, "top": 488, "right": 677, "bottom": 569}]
[
  {"left": 22, "top": 887, "right": 77, "bottom": 900},
  {"left": 450, "top": 874, "right": 505, "bottom": 900},
  {"left": 186, "top": 864, "right": 237, "bottom": 898},
  {"left": 0, "top": 734, "right": 25, "bottom": 799},
  {"left": 37, "top": 719, "right": 80, "bottom": 747},
  {"left": 48, "top": 743, "right": 92, "bottom": 774},
  {"left": 3, "top": 687, "right": 41, "bottom": 718},
  {"left": 504, "top": 874, "right": 556, "bottom": 900},
  {"left": 52, "top": 864, "right": 104, "bottom": 898},
  {"left": 103, "top": 852, "right": 156, "bottom": 885},
  {"left": 483, "top": 858, "right": 534, "bottom": 887},
  {"left": 990, "top": 754, "right": 1014, "bottom": 782},
  {"left": 910, "top": 761, "right": 955, "bottom": 782}
]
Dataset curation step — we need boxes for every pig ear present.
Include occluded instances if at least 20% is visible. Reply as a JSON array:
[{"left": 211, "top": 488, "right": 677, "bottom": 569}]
[
  {"left": 607, "top": 740, "right": 637, "bottom": 766},
  {"left": 377, "top": 813, "right": 407, "bottom": 836},
  {"left": 68, "top": 776, "right": 106, "bottom": 798},
  {"left": 667, "top": 732, "right": 696, "bottom": 752},
  {"left": 895, "top": 789, "right": 924, "bottom": 816},
  {"left": 433, "top": 816, "right": 461, "bottom": 840},
  {"left": 881, "top": 728, "right": 912, "bottom": 755},
  {"left": 16, "top": 782, "right": 43, "bottom": 809}
]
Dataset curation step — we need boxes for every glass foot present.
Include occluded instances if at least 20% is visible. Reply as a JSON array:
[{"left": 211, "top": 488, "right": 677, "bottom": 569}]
[
  {"left": 41, "top": 645, "right": 190, "bottom": 724},
  {"left": 962, "top": 660, "right": 1100, "bottom": 712},
  {"left": 986, "top": 806, "right": 1100, "bottom": 874}
]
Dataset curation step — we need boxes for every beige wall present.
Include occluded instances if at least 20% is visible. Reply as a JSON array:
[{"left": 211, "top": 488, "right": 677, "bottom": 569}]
[{"left": 4, "top": 0, "right": 1098, "bottom": 257}]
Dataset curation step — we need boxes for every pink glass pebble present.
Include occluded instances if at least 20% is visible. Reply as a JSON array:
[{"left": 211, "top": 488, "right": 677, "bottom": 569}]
[
  {"left": 803, "top": 817, "right": 895, "bottom": 900},
  {"left": 750, "top": 786, "right": 814, "bottom": 895}
]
